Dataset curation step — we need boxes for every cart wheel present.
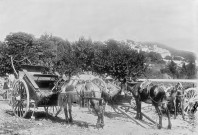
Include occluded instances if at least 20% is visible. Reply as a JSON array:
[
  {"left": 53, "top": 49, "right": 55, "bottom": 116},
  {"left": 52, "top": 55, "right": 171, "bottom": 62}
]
[
  {"left": 183, "top": 88, "right": 198, "bottom": 115},
  {"left": 44, "top": 106, "right": 61, "bottom": 117},
  {"left": 11, "top": 79, "right": 29, "bottom": 118}
]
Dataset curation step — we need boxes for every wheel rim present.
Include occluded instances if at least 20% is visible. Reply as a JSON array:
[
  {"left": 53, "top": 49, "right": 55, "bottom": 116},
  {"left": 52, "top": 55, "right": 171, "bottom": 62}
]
[
  {"left": 184, "top": 88, "right": 198, "bottom": 114},
  {"left": 11, "top": 79, "right": 29, "bottom": 117}
]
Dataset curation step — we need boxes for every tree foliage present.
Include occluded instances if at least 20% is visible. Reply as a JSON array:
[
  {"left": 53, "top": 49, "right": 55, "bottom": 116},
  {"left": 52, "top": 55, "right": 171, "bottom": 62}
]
[
  {"left": 160, "top": 60, "right": 197, "bottom": 79},
  {"left": 92, "top": 39, "right": 146, "bottom": 82},
  {"left": 146, "top": 51, "right": 162, "bottom": 63},
  {"left": 1, "top": 32, "right": 196, "bottom": 80}
]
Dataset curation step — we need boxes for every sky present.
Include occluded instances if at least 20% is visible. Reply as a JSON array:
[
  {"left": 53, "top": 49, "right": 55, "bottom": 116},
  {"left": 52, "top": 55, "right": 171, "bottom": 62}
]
[{"left": 0, "top": 0, "right": 198, "bottom": 53}]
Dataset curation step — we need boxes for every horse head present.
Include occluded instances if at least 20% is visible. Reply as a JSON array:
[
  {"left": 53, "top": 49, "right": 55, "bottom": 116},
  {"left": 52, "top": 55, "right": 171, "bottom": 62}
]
[{"left": 175, "top": 82, "right": 183, "bottom": 91}]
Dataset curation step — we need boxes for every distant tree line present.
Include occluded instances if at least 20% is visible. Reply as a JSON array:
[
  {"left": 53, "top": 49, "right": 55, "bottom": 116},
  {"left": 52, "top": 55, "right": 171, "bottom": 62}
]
[{"left": 160, "top": 60, "right": 197, "bottom": 79}]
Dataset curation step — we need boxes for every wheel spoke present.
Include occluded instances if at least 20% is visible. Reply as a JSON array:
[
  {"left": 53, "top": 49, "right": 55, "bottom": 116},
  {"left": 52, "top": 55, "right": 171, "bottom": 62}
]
[{"left": 20, "top": 103, "right": 24, "bottom": 117}]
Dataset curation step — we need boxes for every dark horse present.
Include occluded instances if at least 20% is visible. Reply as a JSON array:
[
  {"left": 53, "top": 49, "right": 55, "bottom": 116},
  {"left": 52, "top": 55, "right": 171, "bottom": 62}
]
[
  {"left": 125, "top": 80, "right": 172, "bottom": 129},
  {"left": 57, "top": 76, "right": 105, "bottom": 128}
]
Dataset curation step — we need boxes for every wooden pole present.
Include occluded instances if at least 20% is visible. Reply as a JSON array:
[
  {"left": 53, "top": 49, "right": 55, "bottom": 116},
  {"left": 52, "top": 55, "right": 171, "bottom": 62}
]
[
  {"left": 119, "top": 104, "right": 157, "bottom": 125},
  {"left": 112, "top": 105, "right": 147, "bottom": 128},
  {"left": 129, "top": 109, "right": 157, "bottom": 125}
]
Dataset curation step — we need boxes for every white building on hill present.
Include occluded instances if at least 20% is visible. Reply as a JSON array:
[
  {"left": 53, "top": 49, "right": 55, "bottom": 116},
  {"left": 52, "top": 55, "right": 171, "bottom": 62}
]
[{"left": 153, "top": 45, "right": 171, "bottom": 58}]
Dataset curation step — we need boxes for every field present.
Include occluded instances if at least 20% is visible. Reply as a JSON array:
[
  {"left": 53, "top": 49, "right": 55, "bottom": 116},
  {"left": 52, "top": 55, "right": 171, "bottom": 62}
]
[
  {"left": 0, "top": 99, "right": 198, "bottom": 135},
  {"left": 0, "top": 77, "right": 197, "bottom": 135}
]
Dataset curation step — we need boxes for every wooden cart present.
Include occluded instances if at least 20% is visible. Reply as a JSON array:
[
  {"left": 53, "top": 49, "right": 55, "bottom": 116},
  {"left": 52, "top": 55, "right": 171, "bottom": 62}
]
[{"left": 11, "top": 64, "right": 60, "bottom": 118}]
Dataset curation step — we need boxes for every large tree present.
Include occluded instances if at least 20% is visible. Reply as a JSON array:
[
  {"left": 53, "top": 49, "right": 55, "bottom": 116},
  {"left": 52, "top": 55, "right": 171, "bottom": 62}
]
[
  {"left": 56, "top": 39, "right": 81, "bottom": 77},
  {"left": 35, "top": 34, "right": 61, "bottom": 70},
  {"left": 72, "top": 37, "right": 95, "bottom": 71},
  {"left": 92, "top": 39, "right": 147, "bottom": 82},
  {"left": 5, "top": 32, "right": 36, "bottom": 62},
  {"left": 0, "top": 32, "right": 37, "bottom": 76}
]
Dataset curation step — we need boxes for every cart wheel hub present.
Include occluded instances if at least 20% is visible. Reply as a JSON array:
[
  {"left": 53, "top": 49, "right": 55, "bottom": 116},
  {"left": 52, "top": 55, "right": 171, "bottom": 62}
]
[{"left": 16, "top": 95, "right": 21, "bottom": 101}]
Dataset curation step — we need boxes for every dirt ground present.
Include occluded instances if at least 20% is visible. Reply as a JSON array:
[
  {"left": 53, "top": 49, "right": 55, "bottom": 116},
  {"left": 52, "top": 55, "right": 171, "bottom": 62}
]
[{"left": 0, "top": 100, "right": 198, "bottom": 135}]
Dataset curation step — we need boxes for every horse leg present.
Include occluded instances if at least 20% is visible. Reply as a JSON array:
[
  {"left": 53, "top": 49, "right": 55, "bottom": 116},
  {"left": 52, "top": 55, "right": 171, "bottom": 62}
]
[
  {"left": 176, "top": 99, "right": 180, "bottom": 118},
  {"left": 181, "top": 89, "right": 185, "bottom": 120},
  {"left": 154, "top": 105, "right": 162, "bottom": 129},
  {"left": 55, "top": 106, "right": 62, "bottom": 117},
  {"left": 166, "top": 108, "right": 172, "bottom": 129},
  {"left": 95, "top": 106, "right": 101, "bottom": 128},
  {"left": 136, "top": 98, "right": 142, "bottom": 120},
  {"left": 68, "top": 101, "right": 73, "bottom": 123},
  {"left": 99, "top": 100, "right": 105, "bottom": 128},
  {"left": 88, "top": 99, "right": 91, "bottom": 112},
  {"left": 173, "top": 99, "right": 176, "bottom": 119},
  {"left": 91, "top": 100, "right": 102, "bottom": 128},
  {"left": 181, "top": 97, "right": 185, "bottom": 120},
  {"left": 135, "top": 99, "right": 140, "bottom": 119},
  {"left": 139, "top": 101, "right": 143, "bottom": 120},
  {"left": 64, "top": 103, "right": 69, "bottom": 123}
]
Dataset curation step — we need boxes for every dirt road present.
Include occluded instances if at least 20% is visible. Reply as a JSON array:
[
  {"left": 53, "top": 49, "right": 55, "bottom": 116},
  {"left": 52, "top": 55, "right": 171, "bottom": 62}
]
[{"left": 0, "top": 100, "right": 198, "bottom": 135}]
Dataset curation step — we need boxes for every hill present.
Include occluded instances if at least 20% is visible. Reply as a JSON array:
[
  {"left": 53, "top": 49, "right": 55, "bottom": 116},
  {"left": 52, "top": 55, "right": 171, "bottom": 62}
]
[{"left": 141, "top": 42, "right": 196, "bottom": 62}]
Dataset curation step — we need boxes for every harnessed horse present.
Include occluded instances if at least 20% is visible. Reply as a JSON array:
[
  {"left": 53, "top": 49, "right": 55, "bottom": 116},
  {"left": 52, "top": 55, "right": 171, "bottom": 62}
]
[
  {"left": 166, "top": 82, "right": 184, "bottom": 119},
  {"left": 125, "top": 80, "right": 172, "bottom": 129},
  {"left": 57, "top": 76, "right": 105, "bottom": 128}
]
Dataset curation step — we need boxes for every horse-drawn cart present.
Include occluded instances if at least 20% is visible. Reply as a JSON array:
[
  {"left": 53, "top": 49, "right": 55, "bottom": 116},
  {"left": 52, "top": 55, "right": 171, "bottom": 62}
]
[{"left": 11, "top": 64, "right": 60, "bottom": 118}]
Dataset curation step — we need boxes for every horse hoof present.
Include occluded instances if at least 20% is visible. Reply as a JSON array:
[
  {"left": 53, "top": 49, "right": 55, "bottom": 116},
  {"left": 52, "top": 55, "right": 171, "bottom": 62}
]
[
  {"left": 157, "top": 125, "right": 162, "bottom": 129},
  {"left": 167, "top": 125, "right": 171, "bottom": 129},
  {"left": 69, "top": 119, "right": 73, "bottom": 123},
  {"left": 96, "top": 123, "right": 104, "bottom": 129},
  {"left": 100, "top": 123, "right": 104, "bottom": 128},
  {"left": 135, "top": 116, "right": 139, "bottom": 119},
  {"left": 96, "top": 123, "right": 100, "bottom": 129}
]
